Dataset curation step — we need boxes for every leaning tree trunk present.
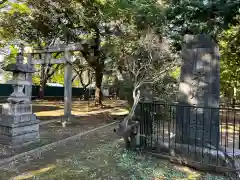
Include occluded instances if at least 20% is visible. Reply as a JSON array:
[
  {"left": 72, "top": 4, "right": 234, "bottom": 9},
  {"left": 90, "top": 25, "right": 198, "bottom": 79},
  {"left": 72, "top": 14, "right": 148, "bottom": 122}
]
[
  {"left": 113, "top": 87, "right": 141, "bottom": 149},
  {"left": 94, "top": 66, "right": 103, "bottom": 106}
]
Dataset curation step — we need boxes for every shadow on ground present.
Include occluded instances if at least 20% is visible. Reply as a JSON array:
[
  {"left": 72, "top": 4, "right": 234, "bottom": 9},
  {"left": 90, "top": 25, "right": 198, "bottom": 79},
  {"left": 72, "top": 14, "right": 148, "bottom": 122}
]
[
  {"left": 0, "top": 124, "right": 228, "bottom": 180},
  {"left": 32, "top": 104, "right": 62, "bottom": 113},
  {"left": 33, "top": 100, "right": 128, "bottom": 120},
  {"left": 0, "top": 113, "right": 124, "bottom": 161}
]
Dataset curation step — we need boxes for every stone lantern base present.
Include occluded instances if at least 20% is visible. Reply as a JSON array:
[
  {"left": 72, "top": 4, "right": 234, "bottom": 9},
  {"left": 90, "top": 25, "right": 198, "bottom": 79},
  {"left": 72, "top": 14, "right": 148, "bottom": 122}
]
[{"left": 0, "top": 102, "right": 40, "bottom": 147}]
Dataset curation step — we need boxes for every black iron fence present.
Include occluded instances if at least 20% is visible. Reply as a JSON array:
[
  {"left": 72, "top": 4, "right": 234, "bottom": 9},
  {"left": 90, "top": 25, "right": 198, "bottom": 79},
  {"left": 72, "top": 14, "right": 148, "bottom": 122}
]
[{"left": 136, "top": 101, "right": 240, "bottom": 173}]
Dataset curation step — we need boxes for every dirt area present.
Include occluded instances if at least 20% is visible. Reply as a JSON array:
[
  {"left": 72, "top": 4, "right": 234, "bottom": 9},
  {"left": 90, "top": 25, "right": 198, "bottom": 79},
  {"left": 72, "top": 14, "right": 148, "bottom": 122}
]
[
  {"left": 0, "top": 124, "right": 228, "bottom": 180},
  {"left": 0, "top": 116, "right": 115, "bottom": 161},
  {"left": 32, "top": 100, "right": 128, "bottom": 120},
  {"left": 31, "top": 100, "right": 240, "bottom": 150},
  {"left": 0, "top": 100, "right": 129, "bottom": 162},
  {"left": 0, "top": 100, "right": 235, "bottom": 179}
]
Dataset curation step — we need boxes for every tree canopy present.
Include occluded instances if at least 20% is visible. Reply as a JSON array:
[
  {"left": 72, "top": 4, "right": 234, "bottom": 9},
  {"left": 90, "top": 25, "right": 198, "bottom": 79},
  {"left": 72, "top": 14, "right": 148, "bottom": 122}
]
[{"left": 0, "top": 0, "right": 240, "bottom": 103}]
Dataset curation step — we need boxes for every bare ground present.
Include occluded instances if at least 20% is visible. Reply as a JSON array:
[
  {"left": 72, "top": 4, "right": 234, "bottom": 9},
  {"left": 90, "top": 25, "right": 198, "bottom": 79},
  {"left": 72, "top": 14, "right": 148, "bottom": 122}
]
[
  {"left": 0, "top": 100, "right": 129, "bottom": 161},
  {"left": 0, "top": 124, "right": 228, "bottom": 180},
  {"left": 32, "top": 100, "right": 128, "bottom": 120},
  {"left": 0, "top": 100, "right": 234, "bottom": 179}
]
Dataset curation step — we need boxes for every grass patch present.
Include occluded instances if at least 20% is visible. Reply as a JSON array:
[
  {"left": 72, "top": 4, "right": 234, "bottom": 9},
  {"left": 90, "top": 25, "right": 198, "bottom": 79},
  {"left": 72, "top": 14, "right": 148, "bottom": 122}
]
[{"left": 11, "top": 141, "right": 228, "bottom": 180}]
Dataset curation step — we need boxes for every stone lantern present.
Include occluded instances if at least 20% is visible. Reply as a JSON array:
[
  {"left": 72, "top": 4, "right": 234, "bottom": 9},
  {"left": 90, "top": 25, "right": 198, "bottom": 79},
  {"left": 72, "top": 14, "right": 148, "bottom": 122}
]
[{"left": 0, "top": 49, "right": 40, "bottom": 147}]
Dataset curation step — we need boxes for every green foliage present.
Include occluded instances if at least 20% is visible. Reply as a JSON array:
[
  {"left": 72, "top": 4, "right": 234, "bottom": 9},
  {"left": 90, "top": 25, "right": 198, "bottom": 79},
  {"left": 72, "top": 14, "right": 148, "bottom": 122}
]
[
  {"left": 218, "top": 14, "right": 240, "bottom": 100},
  {"left": 72, "top": 79, "right": 80, "bottom": 87},
  {"left": 165, "top": 0, "right": 240, "bottom": 50},
  {"left": 3, "top": 45, "right": 17, "bottom": 65},
  {"left": 1, "top": 0, "right": 240, "bottom": 103},
  {"left": 0, "top": 1, "right": 33, "bottom": 45},
  {"left": 169, "top": 66, "right": 180, "bottom": 79},
  {"left": 116, "top": 79, "right": 134, "bottom": 108},
  {"left": 8, "top": 2, "right": 31, "bottom": 15},
  {"left": 32, "top": 74, "right": 40, "bottom": 85},
  {"left": 0, "top": 0, "right": 167, "bottom": 99},
  {"left": 50, "top": 66, "right": 64, "bottom": 85},
  {"left": 1, "top": 45, "right": 18, "bottom": 81}
]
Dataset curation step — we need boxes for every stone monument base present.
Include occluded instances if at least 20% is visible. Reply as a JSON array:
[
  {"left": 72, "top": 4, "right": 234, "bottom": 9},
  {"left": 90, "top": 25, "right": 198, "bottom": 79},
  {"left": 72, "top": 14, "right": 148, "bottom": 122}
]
[
  {"left": 0, "top": 120, "right": 40, "bottom": 147},
  {"left": 0, "top": 131, "right": 39, "bottom": 147},
  {"left": 150, "top": 138, "right": 240, "bottom": 178},
  {"left": 0, "top": 103, "right": 40, "bottom": 147}
]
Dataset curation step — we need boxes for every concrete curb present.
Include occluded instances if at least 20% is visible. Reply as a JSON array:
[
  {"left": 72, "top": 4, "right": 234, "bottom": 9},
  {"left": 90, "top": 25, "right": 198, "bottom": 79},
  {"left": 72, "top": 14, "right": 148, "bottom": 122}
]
[{"left": 0, "top": 122, "right": 117, "bottom": 167}]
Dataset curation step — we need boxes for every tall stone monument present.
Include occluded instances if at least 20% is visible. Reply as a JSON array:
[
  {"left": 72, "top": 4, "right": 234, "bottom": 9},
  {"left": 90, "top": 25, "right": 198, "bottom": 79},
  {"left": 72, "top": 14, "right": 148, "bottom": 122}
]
[
  {"left": 0, "top": 49, "right": 40, "bottom": 147},
  {"left": 176, "top": 34, "right": 220, "bottom": 149}
]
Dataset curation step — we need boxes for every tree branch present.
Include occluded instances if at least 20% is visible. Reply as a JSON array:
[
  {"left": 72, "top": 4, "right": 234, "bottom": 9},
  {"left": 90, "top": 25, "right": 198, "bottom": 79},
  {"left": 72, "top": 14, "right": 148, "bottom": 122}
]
[
  {"left": 0, "top": 0, "right": 8, "bottom": 5},
  {"left": 72, "top": 74, "right": 78, "bottom": 83},
  {"left": 47, "top": 64, "right": 61, "bottom": 80},
  {"left": 43, "top": 52, "right": 62, "bottom": 82}
]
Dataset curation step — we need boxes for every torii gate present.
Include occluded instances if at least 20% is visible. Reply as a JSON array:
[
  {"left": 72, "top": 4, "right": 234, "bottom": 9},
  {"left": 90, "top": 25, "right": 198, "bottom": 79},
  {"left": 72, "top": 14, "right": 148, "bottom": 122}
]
[{"left": 24, "top": 43, "right": 88, "bottom": 119}]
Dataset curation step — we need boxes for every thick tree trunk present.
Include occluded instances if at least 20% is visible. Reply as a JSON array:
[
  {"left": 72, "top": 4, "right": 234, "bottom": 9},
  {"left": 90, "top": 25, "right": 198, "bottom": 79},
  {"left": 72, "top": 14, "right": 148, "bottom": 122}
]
[
  {"left": 38, "top": 79, "right": 47, "bottom": 99},
  {"left": 94, "top": 66, "right": 103, "bottom": 106},
  {"left": 91, "top": 24, "right": 104, "bottom": 107},
  {"left": 79, "top": 23, "right": 105, "bottom": 106},
  {"left": 113, "top": 88, "right": 141, "bottom": 149}
]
